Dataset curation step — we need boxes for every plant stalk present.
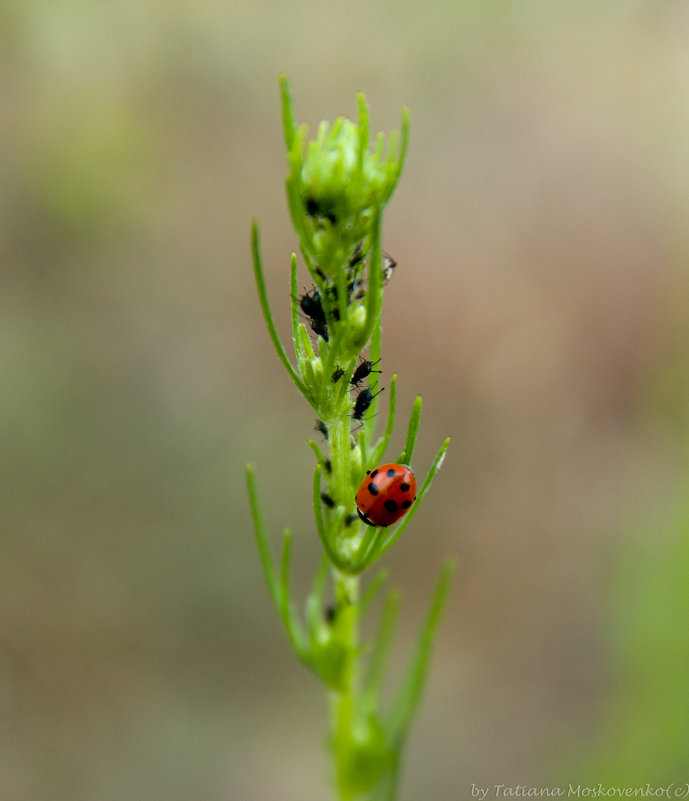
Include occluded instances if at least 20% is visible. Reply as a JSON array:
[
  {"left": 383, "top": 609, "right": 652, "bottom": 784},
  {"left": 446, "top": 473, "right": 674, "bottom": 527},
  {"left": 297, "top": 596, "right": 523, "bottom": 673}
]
[{"left": 330, "top": 568, "right": 360, "bottom": 801}]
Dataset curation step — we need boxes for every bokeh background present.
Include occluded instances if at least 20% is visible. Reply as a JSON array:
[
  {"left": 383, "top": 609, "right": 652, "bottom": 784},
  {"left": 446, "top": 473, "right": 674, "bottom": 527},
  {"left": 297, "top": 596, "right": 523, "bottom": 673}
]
[{"left": 3, "top": 1, "right": 689, "bottom": 799}]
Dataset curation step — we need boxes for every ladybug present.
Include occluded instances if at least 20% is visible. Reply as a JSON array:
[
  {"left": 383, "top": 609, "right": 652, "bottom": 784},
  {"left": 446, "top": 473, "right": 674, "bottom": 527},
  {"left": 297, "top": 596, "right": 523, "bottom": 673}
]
[{"left": 355, "top": 463, "right": 417, "bottom": 527}]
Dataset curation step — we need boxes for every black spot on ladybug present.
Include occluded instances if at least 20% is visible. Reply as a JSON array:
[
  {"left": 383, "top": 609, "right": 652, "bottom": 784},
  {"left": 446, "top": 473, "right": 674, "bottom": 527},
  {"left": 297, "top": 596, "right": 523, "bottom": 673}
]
[
  {"left": 386, "top": 469, "right": 396, "bottom": 477},
  {"left": 370, "top": 469, "right": 378, "bottom": 478},
  {"left": 400, "top": 482, "right": 410, "bottom": 492},
  {"left": 367, "top": 483, "right": 379, "bottom": 496},
  {"left": 383, "top": 499, "right": 398, "bottom": 513},
  {"left": 401, "top": 500, "right": 412, "bottom": 509}
]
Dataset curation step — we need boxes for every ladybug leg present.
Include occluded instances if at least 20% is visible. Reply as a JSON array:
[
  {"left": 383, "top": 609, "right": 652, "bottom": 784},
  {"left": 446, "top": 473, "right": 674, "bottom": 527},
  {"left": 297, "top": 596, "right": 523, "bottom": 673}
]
[{"left": 356, "top": 508, "right": 377, "bottom": 527}]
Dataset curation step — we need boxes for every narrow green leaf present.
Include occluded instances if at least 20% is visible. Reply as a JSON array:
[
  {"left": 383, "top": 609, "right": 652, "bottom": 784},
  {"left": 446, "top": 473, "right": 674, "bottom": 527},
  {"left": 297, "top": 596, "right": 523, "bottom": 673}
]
[
  {"left": 313, "top": 464, "right": 349, "bottom": 570},
  {"left": 279, "top": 74, "right": 297, "bottom": 150},
  {"left": 313, "top": 463, "right": 328, "bottom": 544},
  {"left": 279, "top": 529, "right": 293, "bottom": 612},
  {"left": 371, "top": 373, "right": 397, "bottom": 466},
  {"left": 386, "top": 559, "right": 455, "bottom": 744},
  {"left": 353, "top": 522, "right": 383, "bottom": 573},
  {"left": 370, "top": 752, "right": 401, "bottom": 801},
  {"left": 369, "top": 302, "right": 382, "bottom": 375},
  {"left": 298, "top": 323, "right": 315, "bottom": 362},
  {"left": 358, "top": 570, "right": 389, "bottom": 615},
  {"left": 285, "top": 173, "right": 307, "bottom": 252},
  {"left": 373, "top": 130, "right": 385, "bottom": 163},
  {"left": 385, "top": 130, "right": 399, "bottom": 172},
  {"left": 364, "top": 590, "right": 400, "bottom": 703},
  {"left": 390, "top": 107, "right": 411, "bottom": 201},
  {"left": 397, "top": 396, "right": 422, "bottom": 466},
  {"left": 306, "top": 553, "right": 330, "bottom": 630},
  {"left": 290, "top": 253, "right": 301, "bottom": 359},
  {"left": 245, "top": 464, "right": 280, "bottom": 609},
  {"left": 364, "top": 273, "right": 384, "bottom": 451},
  {"left": 329, "top": 117, "right": 342, "bottom": 140},
  {"left": 285, "top": 137, "right": 318, "bottom": 277},
  {"left": 246, "top": 466, "right": 310, "bottom": 663},
  {"left": 307, "top": 439, "right": 327, "bottom": 471},
  {"left": 279, "top": 529, "right": 310, "bottom": 660},
  {"left": 352, "top": 208, "right": 383, "bottom": 354},
  {"left": 251, "top": 222, "right": 313, "bottom": 403},
  {"left": 358, "top": 429, "right": 369, "bottom": 482}
]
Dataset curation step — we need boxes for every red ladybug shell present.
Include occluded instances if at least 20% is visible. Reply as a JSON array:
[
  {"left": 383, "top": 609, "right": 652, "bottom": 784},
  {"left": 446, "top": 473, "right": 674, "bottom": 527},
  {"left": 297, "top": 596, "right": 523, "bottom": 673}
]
[{"left": 355, "top": 463, "right": 417, "bottom": 527}]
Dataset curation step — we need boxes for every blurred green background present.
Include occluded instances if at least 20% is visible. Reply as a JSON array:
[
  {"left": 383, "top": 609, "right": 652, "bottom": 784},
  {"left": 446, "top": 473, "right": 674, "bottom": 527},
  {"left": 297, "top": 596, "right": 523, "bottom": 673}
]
[{"left": 3, "top": 1, "right": 689, "bottom": 799}]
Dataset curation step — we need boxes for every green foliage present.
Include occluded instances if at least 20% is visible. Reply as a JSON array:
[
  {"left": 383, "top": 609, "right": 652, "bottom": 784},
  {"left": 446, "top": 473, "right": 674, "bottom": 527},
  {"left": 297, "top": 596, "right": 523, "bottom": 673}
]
[{"left": 247, "top": 76, "right": 453, "bottom": 801}]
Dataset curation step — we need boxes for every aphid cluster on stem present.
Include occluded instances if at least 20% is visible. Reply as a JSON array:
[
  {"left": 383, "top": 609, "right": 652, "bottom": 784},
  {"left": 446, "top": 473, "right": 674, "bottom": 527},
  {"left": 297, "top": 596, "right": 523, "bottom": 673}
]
[
  {"left": 297, "top": 247, "right": 394, "bottom": 345},
  {"left": 299, "top": 286, "right": 333, "bottom": 341}
]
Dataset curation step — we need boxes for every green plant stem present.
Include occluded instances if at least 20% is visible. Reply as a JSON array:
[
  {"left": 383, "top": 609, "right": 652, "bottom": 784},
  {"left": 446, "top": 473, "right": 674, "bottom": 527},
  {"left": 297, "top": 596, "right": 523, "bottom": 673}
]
[
  {"left": 327, "top": 407, "right": 362, "bottom": 797},
  {"left": 248, "top": 80, "right": 452, "bottom": 801},
  {"left": 330, "top": 568, "right": 360, "bottom": 801},
  {"left": 328, "top": 415, "right": 352, "bottom": 514}
]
